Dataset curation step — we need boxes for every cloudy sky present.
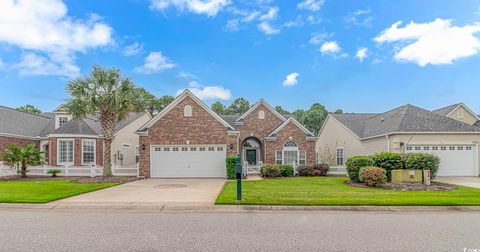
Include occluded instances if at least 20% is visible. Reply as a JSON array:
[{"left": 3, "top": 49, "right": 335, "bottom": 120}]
[{"left": 1, "top": 0, "right": 480, "bottom": 113}]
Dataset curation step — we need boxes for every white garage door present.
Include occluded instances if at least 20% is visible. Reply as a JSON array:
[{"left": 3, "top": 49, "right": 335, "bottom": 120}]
[
  {"left": 150, "top": 145, "right": 226, "bottom": 178},
  {"left": 405, "top": 145, "right": 478, "bottom": 176}
]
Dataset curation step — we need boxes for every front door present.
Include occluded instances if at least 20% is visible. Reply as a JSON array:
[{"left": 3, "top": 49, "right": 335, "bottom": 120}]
[{"left": 246, "top": 149, "right": 257, "bottom": 165}]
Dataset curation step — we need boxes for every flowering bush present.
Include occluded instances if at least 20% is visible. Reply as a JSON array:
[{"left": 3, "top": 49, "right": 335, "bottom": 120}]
[
  {"left": 359, "top": 166, "right": 387, "bottom": 187},
  {"left": 346, "top": 156, "right": 374, "bottom": 182}
]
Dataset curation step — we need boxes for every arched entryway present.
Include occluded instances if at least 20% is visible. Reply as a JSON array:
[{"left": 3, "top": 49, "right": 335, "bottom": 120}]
[{"left": 241, "top": 137, "right": 263, "bottom": 173}]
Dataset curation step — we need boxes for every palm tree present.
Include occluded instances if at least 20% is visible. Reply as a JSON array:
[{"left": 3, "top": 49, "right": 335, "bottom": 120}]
[
  {"left": 66, "top": 65, "right": 146, "bottom": 176},
  {"left": 2, "top": 144, "right": 44, "bottom": 178}
]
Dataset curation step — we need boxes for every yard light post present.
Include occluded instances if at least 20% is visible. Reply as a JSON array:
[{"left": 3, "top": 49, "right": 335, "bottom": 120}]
[{"left": 235, "top": 154, "right": 242, "bottom": 201}]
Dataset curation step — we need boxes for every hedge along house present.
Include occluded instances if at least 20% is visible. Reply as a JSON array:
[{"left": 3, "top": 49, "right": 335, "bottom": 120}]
[
  {"left": 316, "top": 103, "right": 480, "bottom": 177},
  {"left": 136, "top": 90, "right": 317, "bottom": 178},
  {"left": 0, "top": 105, "right": 150, "bottom": 168}
]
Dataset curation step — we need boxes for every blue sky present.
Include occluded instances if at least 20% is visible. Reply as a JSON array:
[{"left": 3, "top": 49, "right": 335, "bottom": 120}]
[{"left": 1, "top": 0, "right": 480, "bottom": 114}]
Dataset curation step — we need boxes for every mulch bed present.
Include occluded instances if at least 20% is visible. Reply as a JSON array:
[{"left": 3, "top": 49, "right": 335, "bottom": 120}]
[
  {"left": 0, "top": 176, "right": 140, "bottom": 184},
  {"left": 346, "top": 181, "right": 456, "bottom": 191}
]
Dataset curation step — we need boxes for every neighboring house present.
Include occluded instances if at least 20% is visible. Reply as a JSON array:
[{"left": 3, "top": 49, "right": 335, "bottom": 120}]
[
  {"left": 0, "top": 105, "right": 150, "bottom": 167},
  {"left": 317, "top": 103, "right": 480, "bottom": 176},
  {"left": 137, "top": 90, "right": 316, "bottom": 178}
]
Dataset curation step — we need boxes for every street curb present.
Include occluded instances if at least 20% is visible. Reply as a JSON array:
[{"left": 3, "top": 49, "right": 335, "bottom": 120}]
[{"left": 2, "top": 203, "right": 480, "bottom": 212}]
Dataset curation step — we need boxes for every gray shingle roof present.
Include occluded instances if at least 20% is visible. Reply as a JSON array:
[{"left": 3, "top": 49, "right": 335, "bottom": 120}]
[
  {"left": 52, "top": 118, "right": 100, "bottom": 135},
  {"left": 220, "top": 115, "right": 240, "bottom": 128},
  {"left": 331, "top": 104, "right": 480, "bottom": 139},
  {"left": 432, "top": 103, "right": 460, "bottom": 116},
  {"left": 0, "top": 106, "right": 51, "bottom": 138}
]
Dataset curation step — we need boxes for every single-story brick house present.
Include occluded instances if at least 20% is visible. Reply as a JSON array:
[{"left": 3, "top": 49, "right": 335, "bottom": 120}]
[
  {"left": 0, "top": 105, "right": 150, "bottom": 167},
  {"left": 136, "top": 90, "right": 317, "bottom": 178},
  {"left": 317, "top": 103, "right": 480, "bottom": 176}
]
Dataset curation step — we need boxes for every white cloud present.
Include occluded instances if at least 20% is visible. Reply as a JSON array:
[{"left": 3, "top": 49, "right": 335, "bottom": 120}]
[
  {"left": 150, "top": 0, "right": 231, "bottom": 16},
  {"left": 258, "top": 22, "right": 280, "bottom": 35},
  {"left": 0, "top": 0, "right": 113, "bottom": 78},
  {"left": 225, "top": 19, "right": 240, "bottom": 32},
  {"left": 14, "top": 52, "right": 80, "bottom": 77},
  {"left": 320, "top": 41, "right": 341, "bottom": 54},
  {"left": 135, "top": 51, "right": 176, "bottom": 74},
  {"left": 123, "top": 42, "right": 143, "bottom": 56},
  {"left": 283, "top": 72, "right": 299, "bottom": 86},
  {"left": 355, "top": 47, "right": 368, "bottom": 62},
  {"left": 297, "top": 0, "right": 324, "bottom": 12},
  {"left": 177, "top": 81, "right": 232, "bottom": 100},
  {"left": 178, "top": 71, "right": 198, "bottom": 79},
  {"left": 344, "top": 7, "right": 372, "bottom": 27},
  {"left": 309, "top": 32, "right": 330, "bottom": 45},
  {"left": 259, "top": 7, "right": 278, "bottom": 21},
  {"left": 307, "top": 15, "right": 322, "bottom": 24},
  {"left": 374, "top": 18, "right": 480, "bottom": 66}
]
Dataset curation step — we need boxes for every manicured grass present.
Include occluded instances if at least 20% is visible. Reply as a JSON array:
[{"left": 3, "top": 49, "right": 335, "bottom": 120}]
[
  {"left": 0, "top": 180, "right": 120, "bottom": 203},
  {"left": 216, "top": 177, "right": 480, "bottom": 206}
]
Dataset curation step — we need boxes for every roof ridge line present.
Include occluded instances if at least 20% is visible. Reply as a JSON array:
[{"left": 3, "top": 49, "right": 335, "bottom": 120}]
[{"left": 0, "top": 105, "right": 51, "bottom": 119}]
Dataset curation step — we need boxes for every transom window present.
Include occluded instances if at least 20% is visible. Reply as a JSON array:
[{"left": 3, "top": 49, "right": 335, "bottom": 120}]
[
  {"left": 243, "top": 139, "right": 260, "bottom": 148},
  {"left": 336, "top": 148, "right": 344, "bottom": 166},
  {"left": 284, "top": 140, "right": 298, "bottom": 148},
  {"left": 184, "top": 105, "right": 192, "bottom": 117},
  {"left": 58, "top": 139, "right": 74, "bottom": 164},
  {"left": 275, "top": 140, "right": 306, "bottom": 166},
  {"left": 82, "top": 140, "right": 95, "bottom": 165}
]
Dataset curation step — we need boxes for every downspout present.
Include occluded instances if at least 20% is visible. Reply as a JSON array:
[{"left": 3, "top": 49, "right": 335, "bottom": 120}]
[{"left": 386, "top": 134, "right": 390, "bottom": 152}]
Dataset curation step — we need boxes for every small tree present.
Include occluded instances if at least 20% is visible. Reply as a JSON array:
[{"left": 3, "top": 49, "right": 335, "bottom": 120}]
[
  {"left": 17, "top": 105, "right": 42, "bottom": 115},
  {"left": 66, "top": 65, "right": 146, "bottom": 176},
  {"left": 2, "top": 144, "right": 44, "bottom": 178}
]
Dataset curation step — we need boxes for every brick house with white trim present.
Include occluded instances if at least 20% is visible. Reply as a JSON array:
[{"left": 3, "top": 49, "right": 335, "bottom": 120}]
[{"left": 137, "top": 90, "right": 317, "bottom": 178}]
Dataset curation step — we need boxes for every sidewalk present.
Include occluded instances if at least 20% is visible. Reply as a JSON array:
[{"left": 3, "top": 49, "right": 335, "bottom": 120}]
[{"left": 2, "top": 202, "right": 480, "bottom": 213}]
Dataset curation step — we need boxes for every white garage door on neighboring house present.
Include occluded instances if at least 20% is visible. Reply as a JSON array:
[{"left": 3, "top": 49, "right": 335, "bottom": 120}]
[
  {"left": 150, "top": 145, "right": 226, "bottom": 178},
  {"left": 405, "top": 145, "right": 478, "bottom": 176}
]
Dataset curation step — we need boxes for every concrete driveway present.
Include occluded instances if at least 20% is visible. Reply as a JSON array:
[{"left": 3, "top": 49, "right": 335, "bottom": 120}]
[
  {"left": 434, "top": 176, "right": 480, "bottom": 189},
  {"left": 57, "top": 179, "right": 225, "bottom": 206}
]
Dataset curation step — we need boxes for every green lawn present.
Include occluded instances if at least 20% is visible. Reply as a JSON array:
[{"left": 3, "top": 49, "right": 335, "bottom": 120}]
[
  {"left": 0, "top": 180, "right": 120, "bottom": 203},
  {"left": 216, "top": 177, "right": 480, "bottom": 206}
]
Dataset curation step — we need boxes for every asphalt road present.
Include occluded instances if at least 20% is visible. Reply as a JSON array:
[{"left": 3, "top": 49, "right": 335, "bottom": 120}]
[{"left": 0, "top": 210, "right": 479, "bottom": 252}]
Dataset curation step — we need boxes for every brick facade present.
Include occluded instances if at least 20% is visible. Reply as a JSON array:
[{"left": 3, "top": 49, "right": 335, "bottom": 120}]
[
  {"left": 0, "top": 136, "right": 40, "bottom": 156},
  {"left": 49, "top": 137, "right": 103, "bottom": 166},
  {"left": 138, "top": 96, "right": 236, "bottom": 177}
]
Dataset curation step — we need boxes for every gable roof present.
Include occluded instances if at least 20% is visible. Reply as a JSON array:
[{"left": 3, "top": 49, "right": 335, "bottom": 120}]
[
  {"left": 331, "top": 104, "right": 480, "bottom": 139},
  {"left": 433, "top": 103, "right": 480, "bottom": 124},
  {"left": 51, "top": 118, "right": 101, "bottom": 135},
  {"left": 0, "top": 105, "right": 51, "bottom": 138},
  {"left": 236, "top": 99, "right": 286, "bottom": 122},
  {"left": 139, "top": 89, "right": 234, "bottom": 132},
  {"left": 267, "top": 117, "right": 316, "bottom": 138}
]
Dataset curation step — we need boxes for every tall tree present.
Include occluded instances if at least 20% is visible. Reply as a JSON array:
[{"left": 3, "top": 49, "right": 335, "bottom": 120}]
[
  {"left": 275, "top": 106, "right": 290, "bottom": 115},
  {"left": 227, "top": 98, "right": 250, "bottom": 115},
  {"left": 333, "top": 109, "right": 344, "bottom": 114},
  {"left": 2, "top": 144, "right": 44, "bottom": 178},
  {"left": 158, "top": 95, "right": 174, "bottom": 111},
  {"left": 66, "top": 65, "right": 146, "bottom": 176},
  {"left": 211, "top": 101, "right": 226, "bottom": 115},
  {"left": 300, "top": 103, "right": 328, "bottom": 135},
  {"left": 16, "top": 105, "right": 42, "bottom": 115},
  {"left": 137, "top": 88, "right": 158, "bottom": 117}
]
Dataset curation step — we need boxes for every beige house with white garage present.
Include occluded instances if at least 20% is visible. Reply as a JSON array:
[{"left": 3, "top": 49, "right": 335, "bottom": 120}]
[{"left": 317, "top": 103, "right": 480, "bottom": 176}]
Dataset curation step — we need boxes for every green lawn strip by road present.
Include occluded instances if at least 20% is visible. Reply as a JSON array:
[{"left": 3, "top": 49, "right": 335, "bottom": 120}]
[
  {"left": 216, "top": 177, "right": 480, "bottom": 206},
  {"left": 0, "top": 180, "right": 120, "bottom": 203}
]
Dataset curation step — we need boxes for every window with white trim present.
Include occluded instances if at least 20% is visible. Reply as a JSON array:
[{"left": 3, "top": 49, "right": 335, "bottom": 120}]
[
  {"left": 258, "top": 110, "right": 265, "bottom": 119},
  {"left": 58, "top": 140, "right": 74, "bottom": 164},
  {"left": 457, "top": 109, "right": 464, "bottom": 119},
  {"left": 275, "top": 150, "right": 282, "bottom": 164},
  {"left": 299, "top": 150, "right": 306, "bottom": 165},
  {"left": 336, "top": 148, "right": 344, "bottom": 166},
  {"left": 58, "top": 116, "right": 69, "bottom": 127},
  {"left": 82, "top": 140, "right": 95, "bottom": 165},
  {"left": 184, "top": 105, "right": 192, "bottom": 117}
]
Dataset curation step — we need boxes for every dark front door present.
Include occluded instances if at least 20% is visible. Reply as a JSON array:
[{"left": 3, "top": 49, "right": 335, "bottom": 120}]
[{"left": 246, "top": 150, "right": 257, "bottom": 165}]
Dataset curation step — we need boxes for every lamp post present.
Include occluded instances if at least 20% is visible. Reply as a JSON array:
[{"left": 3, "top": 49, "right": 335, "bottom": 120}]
[{"left": 235, "top": 154, "right": 242, "bottom": 201}]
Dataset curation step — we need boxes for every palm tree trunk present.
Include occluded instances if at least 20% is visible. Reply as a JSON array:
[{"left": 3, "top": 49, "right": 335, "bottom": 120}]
[
  {"left": 20, "top": 162, "right": 27, "bottom": 178},
  {"left": 103, "top": 138, "right": 112, "bottom": 177}
]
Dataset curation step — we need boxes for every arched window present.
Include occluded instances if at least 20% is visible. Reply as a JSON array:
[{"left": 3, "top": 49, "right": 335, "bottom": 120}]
[
  {"left": 184, "top": 105, "right": 192, "bottom": 117},
  {"left": 284, "top": 140, "right": 298, "bottom": 149},
  {"left": 243, "top": 139, "right": 260, "bottom": 148},
  {"left": 258, "top": 110, "right": 265, "bottom": 119}
]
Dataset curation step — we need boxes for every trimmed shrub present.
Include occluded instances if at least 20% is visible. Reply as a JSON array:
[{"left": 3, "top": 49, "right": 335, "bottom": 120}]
[
  {"left": 226, "top": 156, "right": 237, "bottom": 179},
  {"left": 359, "top": 166, "right": 387, "bottom": 187},
  {"left": 260, "top": 165, "right": 282, "bottom": 178},
  {"left": 280, "top": 165, "right": 294, "bottom": 177},
  {"left": 314, "top": 163, "right": 329, "bottom": 176},
  {"left": 371, "top": 152, "right": 405, "bottom": 181},
  {"left": 405, "top": 153, "right": 440, "bottom": 179},
  {"left": 297, "top": 166, "right": 316, "bottom": 176},
  {"left": 345, "top": 156, "right": 374, "bottom": 182}
]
